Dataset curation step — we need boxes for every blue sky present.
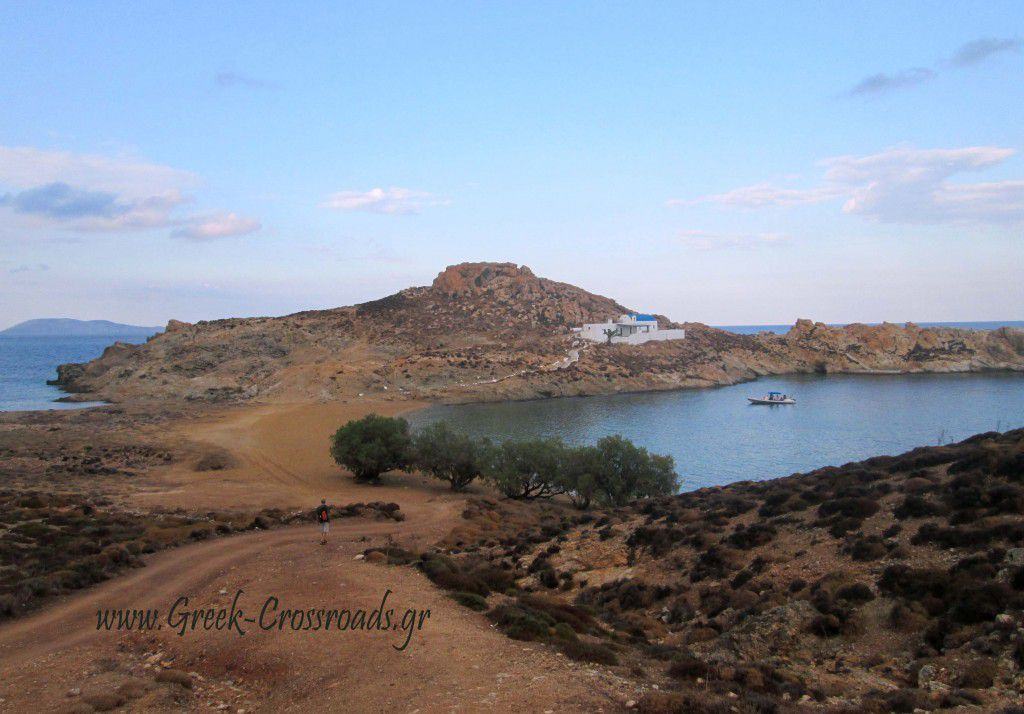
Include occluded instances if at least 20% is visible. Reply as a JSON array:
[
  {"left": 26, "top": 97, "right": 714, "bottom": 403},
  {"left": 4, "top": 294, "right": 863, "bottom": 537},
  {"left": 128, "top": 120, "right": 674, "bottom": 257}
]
[{"left": 1, "top": 1, "right": 1022, "bottom": 328}]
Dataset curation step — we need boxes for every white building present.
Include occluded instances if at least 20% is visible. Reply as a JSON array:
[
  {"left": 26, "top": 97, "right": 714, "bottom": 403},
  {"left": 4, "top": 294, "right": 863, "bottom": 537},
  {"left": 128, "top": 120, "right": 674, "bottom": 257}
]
[{"left": 574, "top": 313, "right": 686, "bottom": 345}]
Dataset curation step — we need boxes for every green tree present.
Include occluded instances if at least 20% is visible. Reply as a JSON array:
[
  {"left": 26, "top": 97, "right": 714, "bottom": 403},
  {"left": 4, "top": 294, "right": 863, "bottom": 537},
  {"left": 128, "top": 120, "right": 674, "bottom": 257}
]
[
  {"left": 412, "top": 421, "right": 493, "bottom": 491},
  {"left": 602, "top": 328, "right": 617, "bottom": 345},
  {"left": 487, "top": 438, "right": 567, "bottom": 499},
  {"left": 593, "top": 435, "right": 678, "bottom": 506},
  {"left": 559, "top": 445, "right": 601, "bottom": 509},
  {"left": 329, "top": 414, "right": 411, "bottom": 483}
]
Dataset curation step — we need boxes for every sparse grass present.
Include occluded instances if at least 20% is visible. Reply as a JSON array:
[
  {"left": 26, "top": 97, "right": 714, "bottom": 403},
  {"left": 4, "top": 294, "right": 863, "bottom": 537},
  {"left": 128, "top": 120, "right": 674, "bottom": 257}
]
[{"left": 0, "top": 490, "right": 402, "bottom": 621}]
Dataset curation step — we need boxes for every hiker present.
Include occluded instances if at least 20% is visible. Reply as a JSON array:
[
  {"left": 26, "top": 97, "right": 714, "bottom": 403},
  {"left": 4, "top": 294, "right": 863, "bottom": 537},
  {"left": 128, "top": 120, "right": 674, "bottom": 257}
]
[{"left": 316, "top": 498, "right": 331, "bottom": 544}]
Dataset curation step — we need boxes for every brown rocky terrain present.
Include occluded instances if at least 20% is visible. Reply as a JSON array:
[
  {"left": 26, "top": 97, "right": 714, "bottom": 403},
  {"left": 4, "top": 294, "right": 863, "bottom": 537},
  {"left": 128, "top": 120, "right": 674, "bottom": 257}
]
[
  {"left": 0, "top": 399, "right": 638, "bottom": 713},
  {"left": 51, "top": 262, "right": 1024, "bottom": 405},
  {"left": 421, "top": 429, "right": 1024, "bottom": 712},
  {"left": 4, "top": 260, "right": 1024, "bottom": 713}
]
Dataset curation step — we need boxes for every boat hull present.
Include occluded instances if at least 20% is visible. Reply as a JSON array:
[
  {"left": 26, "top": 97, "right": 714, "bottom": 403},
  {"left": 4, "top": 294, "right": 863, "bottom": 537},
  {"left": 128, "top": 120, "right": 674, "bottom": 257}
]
[{"left": 747, "top": 397, "right": 796, "bottom": 405}]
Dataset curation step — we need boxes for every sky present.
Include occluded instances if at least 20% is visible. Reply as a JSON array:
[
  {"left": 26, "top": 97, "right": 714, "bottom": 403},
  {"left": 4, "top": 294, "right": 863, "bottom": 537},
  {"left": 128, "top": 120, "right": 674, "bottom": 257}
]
[{"left": 1, "top": 1, "right": 1022, "bottom": 329}]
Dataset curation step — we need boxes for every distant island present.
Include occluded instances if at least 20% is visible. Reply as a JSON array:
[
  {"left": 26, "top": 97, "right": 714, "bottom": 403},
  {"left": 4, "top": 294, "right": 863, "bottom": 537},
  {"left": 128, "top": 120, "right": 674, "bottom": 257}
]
[{"left": 0, "top": 318, "right": 163, "bottom": 338}]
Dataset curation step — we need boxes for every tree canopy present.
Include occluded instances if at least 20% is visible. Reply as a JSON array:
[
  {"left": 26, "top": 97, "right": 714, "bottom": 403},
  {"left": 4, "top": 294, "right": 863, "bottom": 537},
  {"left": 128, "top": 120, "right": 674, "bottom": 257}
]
[
  {"left": 328, "top": 416, "right": 678, "bottom": 505},
  {"left": 329, "top": 414, "right": 412, "bottom": 482},
  {"left": 486, "top": 438, "right": 567, "bottom": 499},
  {"left": 412, "top": 421, "right": 493, "bottom": 491},
  {"left": 591, "top": 435, "right": 677, "bottom": 506}
]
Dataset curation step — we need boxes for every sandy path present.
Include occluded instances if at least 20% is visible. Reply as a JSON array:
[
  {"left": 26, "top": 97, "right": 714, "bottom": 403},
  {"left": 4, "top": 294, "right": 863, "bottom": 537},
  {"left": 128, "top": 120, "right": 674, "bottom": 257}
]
[
  {"left": 136, "top": 400, "right": 460, "bottom": 523},
  {"left": 0, "top": 401, "right": 630, "bottom": 712}
]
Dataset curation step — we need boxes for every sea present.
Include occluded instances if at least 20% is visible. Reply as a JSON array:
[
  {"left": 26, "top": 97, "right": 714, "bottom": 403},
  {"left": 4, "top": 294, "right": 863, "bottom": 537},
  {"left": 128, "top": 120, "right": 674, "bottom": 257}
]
[
  {"left": 3, "top": 325, "right": 1023, "bottom": 490},
  {"left": 0, "top": 334, "right": 153, "bottom": 411},
  {"left": 407, "top": 319, "right": 1024, "bottom": 489},
  {"left": 409, "top": 372, "right": 1024, "bottom": 490},
  {"left": 714, "top": 320, "right": 1024, "bottom": 335}
]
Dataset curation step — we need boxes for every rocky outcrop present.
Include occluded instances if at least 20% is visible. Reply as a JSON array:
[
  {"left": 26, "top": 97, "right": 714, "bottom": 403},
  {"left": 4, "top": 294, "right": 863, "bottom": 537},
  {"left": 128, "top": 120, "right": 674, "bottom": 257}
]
[{"left": 50, "top": 262, "right": 1024, "bottom": 404}]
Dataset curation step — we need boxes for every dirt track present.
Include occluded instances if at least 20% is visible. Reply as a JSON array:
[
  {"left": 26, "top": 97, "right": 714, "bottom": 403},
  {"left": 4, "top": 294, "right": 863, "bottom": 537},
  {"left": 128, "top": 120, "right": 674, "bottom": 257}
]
[{"left": 0, "top": 402, "right": 629, "bottom": 712}]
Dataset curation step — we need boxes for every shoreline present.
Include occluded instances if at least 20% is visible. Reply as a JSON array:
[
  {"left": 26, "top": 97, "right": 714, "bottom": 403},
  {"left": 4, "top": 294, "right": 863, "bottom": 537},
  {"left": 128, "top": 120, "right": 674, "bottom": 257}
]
[
  {"left": 411, "top": 369, "right": 1024, "bottom": 492},
  {"left": 430, "top": 363, "right": 1024, "bottom": 407}
]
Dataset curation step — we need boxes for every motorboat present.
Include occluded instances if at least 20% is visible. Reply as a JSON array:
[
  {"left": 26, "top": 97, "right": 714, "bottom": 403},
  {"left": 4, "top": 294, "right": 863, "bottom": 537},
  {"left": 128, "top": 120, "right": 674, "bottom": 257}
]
[{"left": 748, "top": 391, "right": 795, "bottom": 405}]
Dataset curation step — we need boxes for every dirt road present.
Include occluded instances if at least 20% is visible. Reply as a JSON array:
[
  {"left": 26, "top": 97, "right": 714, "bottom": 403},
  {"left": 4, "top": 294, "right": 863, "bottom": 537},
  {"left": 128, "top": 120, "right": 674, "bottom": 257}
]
[{"left": 0, "top": 401, "right": 631, "bottom": 712}]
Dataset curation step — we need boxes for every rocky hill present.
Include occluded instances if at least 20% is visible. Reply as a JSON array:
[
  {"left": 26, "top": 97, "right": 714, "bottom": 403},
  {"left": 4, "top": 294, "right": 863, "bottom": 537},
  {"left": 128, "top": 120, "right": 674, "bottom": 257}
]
[
  {"left": 439, "top": 429, "right": 1024, "bottom": 712},
  {"left": 51, "top": 262, "right": 1024, "bottom": 404}
]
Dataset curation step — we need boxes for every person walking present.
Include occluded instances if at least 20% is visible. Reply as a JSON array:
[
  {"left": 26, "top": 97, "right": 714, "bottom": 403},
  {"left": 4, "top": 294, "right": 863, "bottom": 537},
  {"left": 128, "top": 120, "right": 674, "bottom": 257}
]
[{"left": 316, "top": 498, "right": 331, "bottom": 545}]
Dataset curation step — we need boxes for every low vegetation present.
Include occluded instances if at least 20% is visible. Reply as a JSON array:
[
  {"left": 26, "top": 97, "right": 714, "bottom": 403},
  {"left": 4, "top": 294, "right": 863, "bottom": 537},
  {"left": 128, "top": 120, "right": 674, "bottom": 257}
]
[
  {"left": 402, "top": 428, "right": 1024, "bottom": 712},
  {"left": 0, "top": 492, "right": 402, "bottom": 621}
]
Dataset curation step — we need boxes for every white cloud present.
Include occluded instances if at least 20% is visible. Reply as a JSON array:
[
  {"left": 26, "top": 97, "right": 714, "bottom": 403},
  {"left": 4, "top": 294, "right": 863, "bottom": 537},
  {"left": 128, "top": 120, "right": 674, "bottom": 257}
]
[
  {"left": 0, "top": 146, "right": 197, "bottom": 198},
  {"left": 0, "top": 145, "right": 259, "bottom": 239},
  {"left": 678, "top": 230, "right": 789, "bottom": 251},
  {"left": 321, "top": 187, "right": 446, "bottom": 215},
  {"left": 172, "top": 213, "right": 262, "bottom": 241},
  {"left": 670, "top": 184, "right": 841, "bottom": 209},
  {"left": 676, "top": 145, "right": 1024, "bottom": 227}
]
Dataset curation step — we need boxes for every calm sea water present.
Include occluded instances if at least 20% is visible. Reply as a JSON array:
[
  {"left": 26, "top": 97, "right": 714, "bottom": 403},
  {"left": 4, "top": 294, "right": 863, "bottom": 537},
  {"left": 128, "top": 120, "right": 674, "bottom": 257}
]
[
  {"left": 717, "top": 320, "right": 1024, "bottom": 335},
  {"left": 0, "top": 335, "right": 152, "bottom": 411},
  {"left": 409, "top": 372, "right": 1024, "bottom": 490}
]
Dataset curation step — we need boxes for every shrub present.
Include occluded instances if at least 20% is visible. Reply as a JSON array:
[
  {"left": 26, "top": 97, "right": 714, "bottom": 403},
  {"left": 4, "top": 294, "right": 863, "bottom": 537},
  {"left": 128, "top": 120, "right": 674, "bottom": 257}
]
[
  {"left": 411, "top": 422, "right": 492, "bottom": 491},
  {"left": 949, "top": 582, "right": 1015, "bottom": 624},
  {"left": 808, "top": 614, "right": 842, "bottom": 637},
  {"left": 154, "top": 669, "right": 193, "bottom": 688},
  {"left": 835, "top": 582, "right": 875, "bottom": 602},
  {"left": 690, "top": 547, "right": 740, "bottom": 582},
  {"left": 418, "top": 554, "right": 489, "bottom": 596},
  {"left": 627, "top": 525, "right": 686, "bottom": 557},
  {"left": 329, "top": 414, "right": 411, "bottom": 482},
  {"left": 818, "top": 496, "right": 880, "bottom": 520},
  {"left": 518, "top": 594, "right": 595, "bottom": 633},
  {"left": 995, "top": 452, "right": 1024, "bottom": 481},
  {"left": 450, "top": 591, "right": 488, "bottom": 611},
  {"left": 635, "top": 692, "right": 734, "bottom": 714},
  {"left": 577, "top": 578, "right": 671, "bottom": 613},
  {"left": 882, "top": 688, "right": 930, "bottom": 713},
  {"left": 471, "top": 563, "right": 516, "bottom": 592},
  {"left": 83, "top": 693, "right": 127, "bottom": 711},
  {"left": 913, "top": 522, "right": 1024, "bottom": 549},
  {"left": 893, "top": 494, "right": 947, "bottom": 520},
  {"left": 877, "top": 565, "right": 947, "bottom": 601},
  {"left": 537, "top": 567, "right": 559, "bottom": 589},
  {"left": 726, "top": 523, "right": 776, "bottom": 550},
  {"left": 827, "top": 516, "right": 864, "bottom": 538},
  {"left": 848, "top": 535, "right": 888, "bottom": 561},
  {"left": 557, "top": 638, "right": 618, "bottom": 664},
  {"left": 667, "top": 653, "right": 711, "bottom": 680},
  {"left": 487, "top": 603, "right": 554, "bottom": 641},
  {"left": 0, "top": 594, "right": 16, "bottom": 619},
  {"left": 957, "top": 657, "right": 997, "bottom": 689}
]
